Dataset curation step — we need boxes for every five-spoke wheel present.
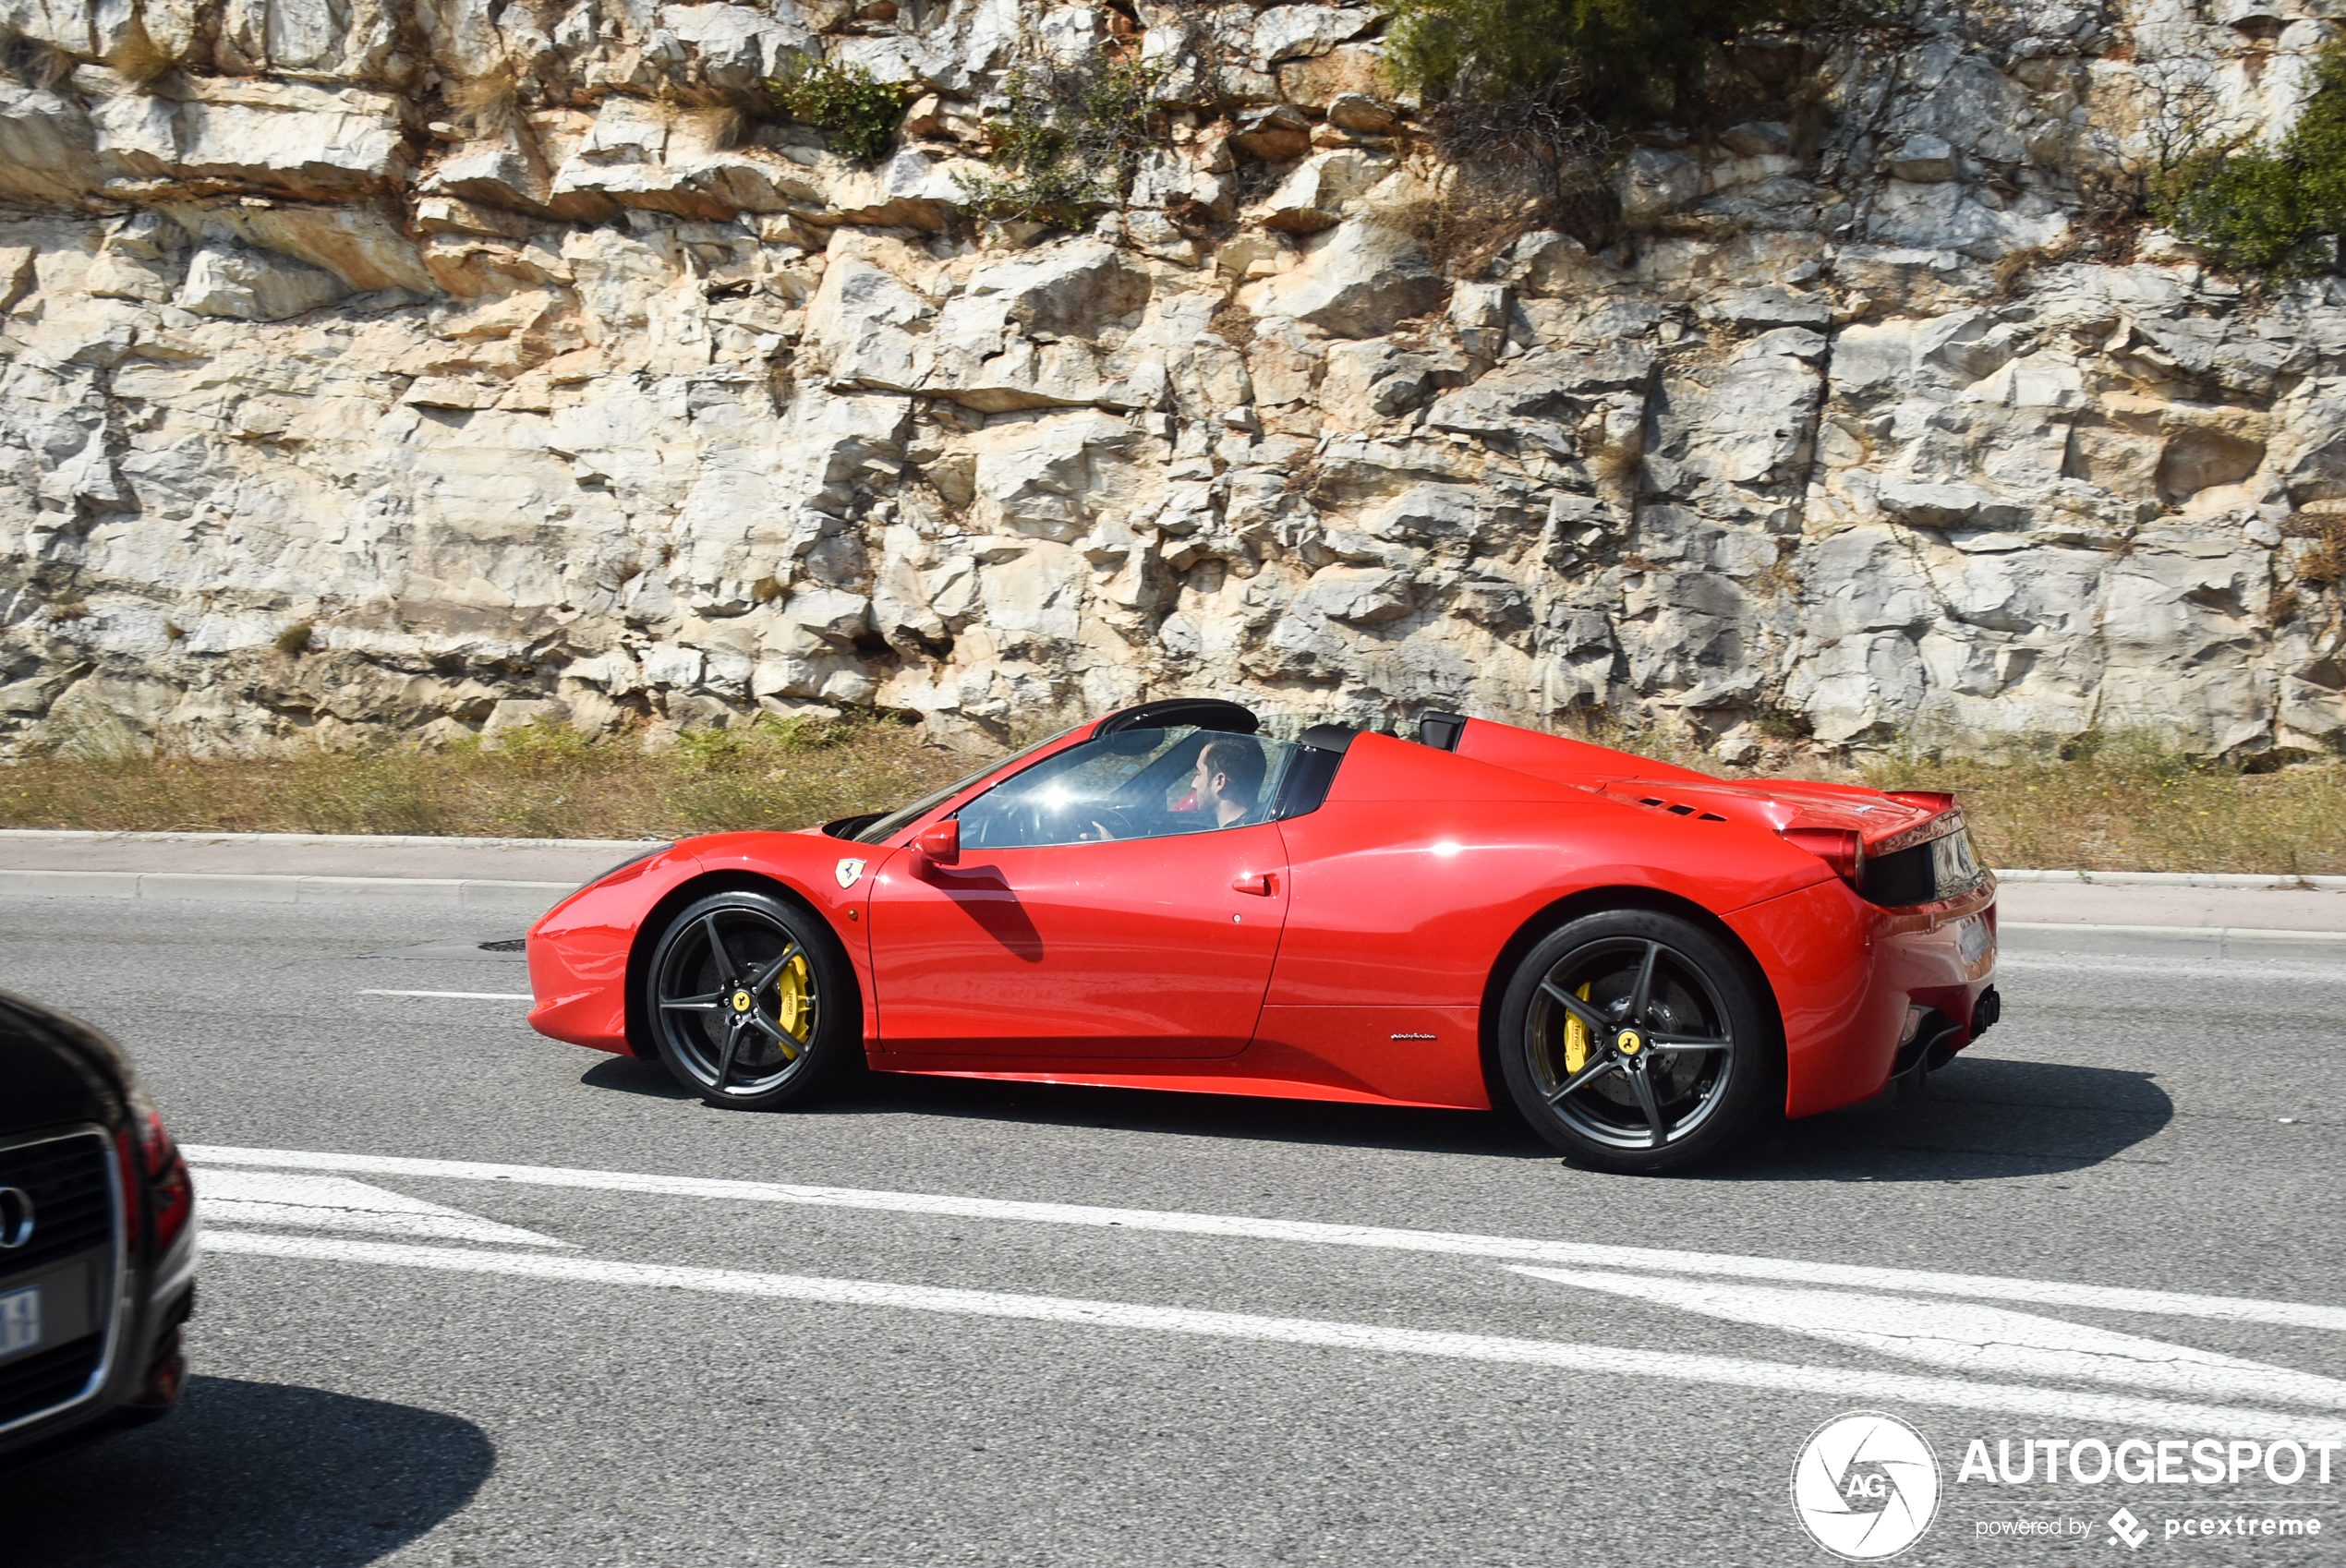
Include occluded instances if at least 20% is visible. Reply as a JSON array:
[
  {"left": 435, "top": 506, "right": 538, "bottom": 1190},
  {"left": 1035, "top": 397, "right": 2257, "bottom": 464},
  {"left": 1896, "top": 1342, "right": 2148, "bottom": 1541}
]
[
  {"left": 645, "top": 889, "right": 853, "bottom": 1108},
  {"left": 1497, "top": 910, "right": 1777, "bottom": 1173}
]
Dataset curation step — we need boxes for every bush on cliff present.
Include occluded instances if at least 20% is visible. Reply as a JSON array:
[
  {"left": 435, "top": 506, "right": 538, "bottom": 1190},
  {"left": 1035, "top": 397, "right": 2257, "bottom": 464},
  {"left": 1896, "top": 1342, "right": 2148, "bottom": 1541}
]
[
  {"left": 1383, "top": 0, "right": 1864, "bottom": 265},
  {"left": 2153, "top": 40, "right": 2346, "bottom": 277},
  {"left": 1384, "top": 0, "right": 1843, "bottom": 125},
  {"left": 958, "top": 51, "right": 1161, "bottom": 229},
  {"left": 768, "top": 60, "right": 909, "bottom": 163}
]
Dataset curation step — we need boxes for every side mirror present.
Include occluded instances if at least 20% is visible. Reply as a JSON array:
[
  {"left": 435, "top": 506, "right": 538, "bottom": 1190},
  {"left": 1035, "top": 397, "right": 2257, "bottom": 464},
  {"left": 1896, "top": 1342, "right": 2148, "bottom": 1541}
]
[{"left": 913, "top": 819, "right": 960, "bottom": 868}]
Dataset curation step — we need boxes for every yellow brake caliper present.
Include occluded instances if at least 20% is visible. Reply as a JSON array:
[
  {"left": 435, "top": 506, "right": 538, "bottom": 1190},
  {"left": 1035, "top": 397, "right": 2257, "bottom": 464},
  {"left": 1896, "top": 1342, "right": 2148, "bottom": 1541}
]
[
  {"left": 772, "top": 953, "right": 814, "bottom": 1055},
  {"left": 1563, "top": 982, "right": 1593, "bottom": 1075}
]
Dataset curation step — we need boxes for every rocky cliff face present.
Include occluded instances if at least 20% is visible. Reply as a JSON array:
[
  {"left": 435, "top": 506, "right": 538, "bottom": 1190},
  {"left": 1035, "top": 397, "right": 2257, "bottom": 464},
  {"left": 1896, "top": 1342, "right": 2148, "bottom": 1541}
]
[{"left": 3, "top": 0, "right": 2343, "bottom": 758}]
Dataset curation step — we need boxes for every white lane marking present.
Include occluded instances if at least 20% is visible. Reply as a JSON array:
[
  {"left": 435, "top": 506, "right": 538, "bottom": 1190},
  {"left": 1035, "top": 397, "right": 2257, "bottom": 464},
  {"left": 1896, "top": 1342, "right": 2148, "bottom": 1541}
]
[
  {"left": 198, "top": 1231, "right": 2346, "bottom": 1445},
  {"left": 1512, "top": 1267, "right": 2346, "bottom": 1411},
  {"left": 183, "top": 1145, "right": 2346, "bottom": 1335},
  {"left": 1997, "top": 958, "right": 2346, "bottom": 984},
  {"left": 199, "top": 1171, "right": 570, "bottom": 1248},
  {"left": 357, "top": 990, "right": 533, "bottom": 1000}
]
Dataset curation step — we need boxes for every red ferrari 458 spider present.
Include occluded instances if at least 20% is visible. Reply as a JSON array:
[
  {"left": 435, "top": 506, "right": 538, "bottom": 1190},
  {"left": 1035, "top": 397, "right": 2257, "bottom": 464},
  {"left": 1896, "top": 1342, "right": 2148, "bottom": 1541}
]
[{"left": 526, "top": 699, "right": 2000, "bottom": 1172}]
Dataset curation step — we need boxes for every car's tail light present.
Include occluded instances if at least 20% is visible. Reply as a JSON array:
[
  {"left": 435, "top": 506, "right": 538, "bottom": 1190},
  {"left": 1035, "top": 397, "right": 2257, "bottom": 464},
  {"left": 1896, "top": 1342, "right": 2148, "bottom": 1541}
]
[
  {"left": 137, "top": 1110, "right": 194, "bottom": 1251},
  {"left": 1782, "top": 826, "right": 1864, "bottom": 888}
]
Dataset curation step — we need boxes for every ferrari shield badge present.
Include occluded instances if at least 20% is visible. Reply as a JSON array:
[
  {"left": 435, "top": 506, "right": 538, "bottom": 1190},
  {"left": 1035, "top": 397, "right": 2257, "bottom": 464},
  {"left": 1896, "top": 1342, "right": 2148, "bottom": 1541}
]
[{"left": 834, "top": 858, "right": 866, "bottom": 889}]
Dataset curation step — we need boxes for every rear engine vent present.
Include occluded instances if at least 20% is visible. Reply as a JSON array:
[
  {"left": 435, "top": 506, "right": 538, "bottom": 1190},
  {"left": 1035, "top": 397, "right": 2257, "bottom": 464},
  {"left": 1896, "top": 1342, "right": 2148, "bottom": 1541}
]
[{"left": 1637, "top": 797, "right": 1725, "bottom": 822}]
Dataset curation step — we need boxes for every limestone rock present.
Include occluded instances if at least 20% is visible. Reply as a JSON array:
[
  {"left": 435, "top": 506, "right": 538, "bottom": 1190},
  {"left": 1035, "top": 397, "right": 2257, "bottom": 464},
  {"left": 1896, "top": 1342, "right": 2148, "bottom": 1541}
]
[
  {"left": 1252, "top": 149, "right": 1384, "bottom": 233},
  {"left": 175, "top": 244, "right": 351, "bottom": 320},
  {"left": 1231, "top": 104, "right": 1312, "bottom": 163},
  {"left": 0, "top": 0, "right": 2340, "bottom": 762},
  {"left": 1617, "top": 149, "right": 1700, "bottom": 219},
  {"left": 1246, "top": 219, "right": 1445, "bottom": 338},
  {"left": 1888, "top": 135, "right": 1959, "bottom": 184}
]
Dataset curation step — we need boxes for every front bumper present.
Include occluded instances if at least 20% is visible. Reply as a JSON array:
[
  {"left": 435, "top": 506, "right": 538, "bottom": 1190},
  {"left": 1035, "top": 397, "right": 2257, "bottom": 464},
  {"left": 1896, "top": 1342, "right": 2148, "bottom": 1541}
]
[{"left": 0, "top": 1129, "right": 198, "bottom": 1472}]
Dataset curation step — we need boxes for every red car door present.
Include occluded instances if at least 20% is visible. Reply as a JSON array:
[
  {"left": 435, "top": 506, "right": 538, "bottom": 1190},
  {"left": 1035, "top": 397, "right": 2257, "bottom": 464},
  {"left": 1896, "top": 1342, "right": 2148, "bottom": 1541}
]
[{"left": 865, "top": 823, "right": 1291, "bottom": 1059}]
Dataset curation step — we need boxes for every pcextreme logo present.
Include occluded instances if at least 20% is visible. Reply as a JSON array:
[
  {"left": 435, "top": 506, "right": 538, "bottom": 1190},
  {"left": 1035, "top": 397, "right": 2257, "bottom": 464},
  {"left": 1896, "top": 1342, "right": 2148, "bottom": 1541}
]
[{"left": 1792, "top": 1411, "right": 1943, "bottom": 1561}]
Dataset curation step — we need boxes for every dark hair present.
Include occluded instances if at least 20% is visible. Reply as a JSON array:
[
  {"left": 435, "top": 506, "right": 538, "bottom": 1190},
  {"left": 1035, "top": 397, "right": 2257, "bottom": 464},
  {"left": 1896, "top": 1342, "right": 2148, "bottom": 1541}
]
[{"left": 1197, "top": 735, "right": 1266, "bottom": 805}]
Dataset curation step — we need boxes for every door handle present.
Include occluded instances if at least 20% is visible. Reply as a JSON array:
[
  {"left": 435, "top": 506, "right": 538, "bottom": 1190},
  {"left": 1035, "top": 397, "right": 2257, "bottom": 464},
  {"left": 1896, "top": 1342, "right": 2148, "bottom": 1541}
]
[{"left": 1231, "top": 873, "right": 1276, "bottom": 897}]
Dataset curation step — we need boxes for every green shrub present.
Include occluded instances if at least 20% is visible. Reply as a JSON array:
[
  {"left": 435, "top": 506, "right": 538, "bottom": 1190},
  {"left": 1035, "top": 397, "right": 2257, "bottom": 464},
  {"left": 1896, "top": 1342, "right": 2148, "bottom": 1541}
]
[
  {"left": 1384, "top": 0, "right": 1847, "bottom": 125},
  {"left": 958, "top": 52, "right": 1161, "bottom": 229},
  {"left": 1382, "top": 0, "right": 1862, "bottom": 265},
  {"left": 2152, "top": 41, "right": 2346, "bottom": 276},
  {"left": 768, "top": 60, "right": 909, "bottom": 163}
]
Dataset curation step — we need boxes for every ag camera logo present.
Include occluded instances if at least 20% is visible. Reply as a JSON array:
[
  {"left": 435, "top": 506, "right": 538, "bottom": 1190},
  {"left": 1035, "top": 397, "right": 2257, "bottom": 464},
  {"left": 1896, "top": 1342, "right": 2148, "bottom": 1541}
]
[{"left": 1792, "top": 1412, "right": 1942, "bottom": 1560}]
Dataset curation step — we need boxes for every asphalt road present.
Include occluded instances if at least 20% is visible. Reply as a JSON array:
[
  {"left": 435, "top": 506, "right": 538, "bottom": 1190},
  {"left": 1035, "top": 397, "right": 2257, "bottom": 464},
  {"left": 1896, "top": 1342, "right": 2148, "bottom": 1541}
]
[{"left": 1, "top": 898, "right": 2340, "bottom": 1568}]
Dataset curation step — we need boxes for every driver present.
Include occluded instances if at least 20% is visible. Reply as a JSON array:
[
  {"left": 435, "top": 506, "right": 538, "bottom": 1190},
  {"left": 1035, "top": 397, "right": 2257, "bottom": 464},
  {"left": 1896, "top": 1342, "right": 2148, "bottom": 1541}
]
[{"left": 1190, "top": 737, "right": 1266, "bottom": 828}]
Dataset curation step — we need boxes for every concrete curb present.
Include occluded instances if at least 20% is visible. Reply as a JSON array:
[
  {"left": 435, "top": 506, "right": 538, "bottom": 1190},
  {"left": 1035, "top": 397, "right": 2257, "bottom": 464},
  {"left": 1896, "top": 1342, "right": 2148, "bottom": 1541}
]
[
  {"left": 0, "top": 870, "right": 570, "bottom": 913},
  {"left": 2001, "top": 922, "right": 2346, "bottom": 962},
  {"left": 0, "top": 828, "right": 650, "bottom": 850},
  {"left": 2000, "top": 869, "right": 2346, "bottom": 891}
]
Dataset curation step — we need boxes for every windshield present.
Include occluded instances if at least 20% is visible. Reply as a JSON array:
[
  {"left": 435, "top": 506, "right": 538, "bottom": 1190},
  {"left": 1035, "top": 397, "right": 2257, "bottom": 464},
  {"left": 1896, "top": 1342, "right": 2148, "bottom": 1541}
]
[
  {"left": 851, "top": 724, "right": 1083, "bottom": 846},
  {"left": 955, "top": 726, "right": 1302, "bottom": 849}
]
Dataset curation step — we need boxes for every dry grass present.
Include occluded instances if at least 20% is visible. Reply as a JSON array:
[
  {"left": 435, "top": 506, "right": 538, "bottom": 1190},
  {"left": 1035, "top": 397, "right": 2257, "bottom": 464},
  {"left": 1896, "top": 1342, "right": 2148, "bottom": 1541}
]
[
  {"left": 104, "top": 18, "right": 179, "bottom": 87},
  {"left": 449, "top": 66, "right": 523, "bottom": 137},
  {"left": 1857, "top": 734, "right": 2346, "bottom": 876},
  {"left": 1520, "top": 714, "right": 2342, "bottom": 874},
  {"left": 0, "top": 717, "right": 983, "bottom": 841},
  {"left": 0, "top": 717, "right": 2336, "bottom": 874}
]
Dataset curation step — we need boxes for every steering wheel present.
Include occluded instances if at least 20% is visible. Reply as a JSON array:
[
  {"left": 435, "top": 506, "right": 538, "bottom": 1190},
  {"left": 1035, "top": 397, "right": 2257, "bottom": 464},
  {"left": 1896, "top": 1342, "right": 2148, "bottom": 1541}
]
[
  {"left": 1075, "top": 805, "right": 1143, "bottom": 841},
  {"left": 993, "top": 798, "right": 1137, "bottom": 846}
]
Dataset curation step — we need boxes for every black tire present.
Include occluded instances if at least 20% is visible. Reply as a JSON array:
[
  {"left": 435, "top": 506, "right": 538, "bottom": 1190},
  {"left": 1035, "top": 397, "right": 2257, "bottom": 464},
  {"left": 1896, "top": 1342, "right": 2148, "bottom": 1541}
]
[
  {"left": 643, "top": 888, "right": 858, "bottom": 1109},
  {"left": 1496, "top": 909, "right": 1779, "bottom": 1174}
]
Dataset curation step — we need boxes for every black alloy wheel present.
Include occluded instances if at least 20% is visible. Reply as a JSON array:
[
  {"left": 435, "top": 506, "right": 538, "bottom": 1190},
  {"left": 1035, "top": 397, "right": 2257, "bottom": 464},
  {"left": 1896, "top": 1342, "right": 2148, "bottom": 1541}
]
[
  {"left": 645, "top": 888, "right": 855, "bottom": 1108},
  {"left": 1496, "top": 909, "right": 1778, "bottom": 1174}
]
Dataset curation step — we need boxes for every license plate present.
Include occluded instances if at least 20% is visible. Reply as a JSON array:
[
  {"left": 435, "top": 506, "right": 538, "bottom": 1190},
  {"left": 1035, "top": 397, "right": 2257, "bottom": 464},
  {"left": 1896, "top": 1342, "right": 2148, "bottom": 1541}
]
[
  {"left": 1958, "top": 913, "right": 1994, "bottom": 966},
  {"left": 0, "top": 1284, "right": 39, "bottom": 1358}
]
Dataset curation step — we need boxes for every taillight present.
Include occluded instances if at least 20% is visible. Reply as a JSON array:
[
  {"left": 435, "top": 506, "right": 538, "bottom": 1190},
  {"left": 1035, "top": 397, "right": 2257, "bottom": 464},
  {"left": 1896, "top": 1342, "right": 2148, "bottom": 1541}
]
[
  {"left": 1782, "top": 826, "right": 1864, "bottom": 888},
  {"left": 137, "top": 1110, "right": 194, "bottom": 1251}
]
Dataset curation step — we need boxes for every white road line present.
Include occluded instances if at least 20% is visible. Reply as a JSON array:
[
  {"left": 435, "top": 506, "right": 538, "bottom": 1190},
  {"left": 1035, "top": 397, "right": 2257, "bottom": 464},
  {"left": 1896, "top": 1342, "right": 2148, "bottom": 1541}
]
[
  {"left": 184, "top": 1144, "right": 2346, "bottom": 1335},
  {"left": 1512, "top": 1267, "right": 2346, "bottom": 1411},
  {"left": 356, "top": 989, "right": 533, "bottom": 1000},
  {"left": 197, "top": 1170, "right": 570, "bottom": 1248},
  {"left": 199, "top": 1231, "right": 2346, "bottom": 1445}
]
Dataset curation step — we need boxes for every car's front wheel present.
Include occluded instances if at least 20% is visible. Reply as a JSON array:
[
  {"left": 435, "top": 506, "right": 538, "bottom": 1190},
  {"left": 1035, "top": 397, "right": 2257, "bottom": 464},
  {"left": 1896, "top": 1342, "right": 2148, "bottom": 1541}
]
[
  {"left": 644, "top": 888, "right": 857, "bottom": 1109},
  {"left": 1496, "top": 909, "right": 1778, "bottom": 1174}
]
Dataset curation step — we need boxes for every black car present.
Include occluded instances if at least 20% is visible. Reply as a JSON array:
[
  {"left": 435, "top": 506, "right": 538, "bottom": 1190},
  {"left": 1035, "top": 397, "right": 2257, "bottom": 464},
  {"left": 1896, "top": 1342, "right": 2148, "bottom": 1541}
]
[{"left": 1, "top": 990, "right": 196, "bottom": 1469}]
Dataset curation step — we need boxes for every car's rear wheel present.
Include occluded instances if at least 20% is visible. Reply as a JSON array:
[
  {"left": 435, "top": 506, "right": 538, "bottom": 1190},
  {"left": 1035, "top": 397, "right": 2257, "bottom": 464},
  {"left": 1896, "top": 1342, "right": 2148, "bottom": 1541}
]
[
  {"left": 645, "top": 888, "right": 856, "bottom": 1109},
  {"left": 1496, "top": 909, "right": 1778, "bottom": 1174}
]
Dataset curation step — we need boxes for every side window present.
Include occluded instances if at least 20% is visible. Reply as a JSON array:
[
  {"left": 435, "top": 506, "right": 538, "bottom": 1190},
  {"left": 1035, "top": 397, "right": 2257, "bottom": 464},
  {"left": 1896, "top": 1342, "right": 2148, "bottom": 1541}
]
[{"left": 956, "top": 727, "right": 1300, "bottom": 850}]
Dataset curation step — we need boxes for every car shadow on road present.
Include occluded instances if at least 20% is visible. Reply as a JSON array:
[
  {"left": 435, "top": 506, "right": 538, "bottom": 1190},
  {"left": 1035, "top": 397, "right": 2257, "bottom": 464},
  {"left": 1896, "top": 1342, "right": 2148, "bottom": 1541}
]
[
  {"left": 581, "top": 1053, "right": 699, "bottom": 1100},
  {"left": 1707, "top": 1054, "right": 2177, "bottom": 1183},
  {"left": 580, "top": 1050, "right": 1557, "bottom": 1157},
  {"left": 0, "top": 1376, "right": 493, "bottom": 1567},
  {"left": 579, "top": 1047, "right": 2173, "bottom": 1178}
]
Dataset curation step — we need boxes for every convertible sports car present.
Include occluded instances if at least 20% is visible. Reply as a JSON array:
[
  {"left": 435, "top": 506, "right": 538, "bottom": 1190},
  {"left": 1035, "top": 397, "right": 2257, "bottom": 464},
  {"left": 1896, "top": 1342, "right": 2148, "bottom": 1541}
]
[{"left": 527, "top": 699, "right": 1999, "bottom": 1172}]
